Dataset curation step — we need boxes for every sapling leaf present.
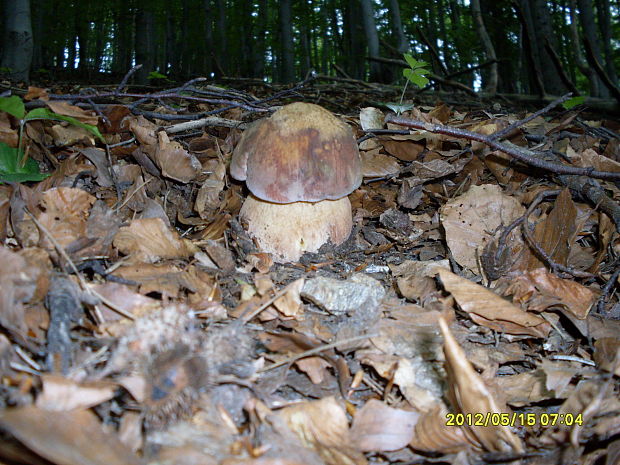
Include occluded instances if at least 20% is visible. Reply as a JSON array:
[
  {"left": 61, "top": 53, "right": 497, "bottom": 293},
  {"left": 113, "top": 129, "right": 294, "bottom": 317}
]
[
  {"left": 0, "top": 96, "right": 26, "bottom": 119},
  {"left": 24, "top": 107, "right": 105, "bottom": 142},
  {"left": 561, "top": 96, "right": 585, "bottom": 110},
  {"left": 0, "top": 142, "right": 49, "bottom": 183},
  {"left": 385, "top": 103, "right": 415, "bottom": 114}
]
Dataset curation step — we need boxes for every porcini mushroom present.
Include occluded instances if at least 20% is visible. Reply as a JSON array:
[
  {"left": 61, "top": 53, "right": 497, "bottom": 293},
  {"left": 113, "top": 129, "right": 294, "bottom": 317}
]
[{"left": 230, "top": 102, "right": 362, "bottom": 262}]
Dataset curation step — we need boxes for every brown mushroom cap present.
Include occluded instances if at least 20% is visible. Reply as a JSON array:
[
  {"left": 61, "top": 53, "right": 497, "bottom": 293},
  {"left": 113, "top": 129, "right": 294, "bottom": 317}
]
[
  {"left": 239, "top": 195, "right": 353, "bottom": 262},
  {"left": 230, "top": 102, "right": 362, "bottom": 203}
]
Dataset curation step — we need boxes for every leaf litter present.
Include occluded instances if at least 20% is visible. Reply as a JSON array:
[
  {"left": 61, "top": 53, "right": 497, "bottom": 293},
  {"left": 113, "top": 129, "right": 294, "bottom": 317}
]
[{"left": 0, "top": 81, "right": 618, "bottom": 465}]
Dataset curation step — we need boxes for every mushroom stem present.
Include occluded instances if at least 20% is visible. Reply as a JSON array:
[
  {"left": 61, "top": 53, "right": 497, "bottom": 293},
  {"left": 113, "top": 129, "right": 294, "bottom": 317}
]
[{"left": 239, "top": 195, "right": 353, "bottom": 263}]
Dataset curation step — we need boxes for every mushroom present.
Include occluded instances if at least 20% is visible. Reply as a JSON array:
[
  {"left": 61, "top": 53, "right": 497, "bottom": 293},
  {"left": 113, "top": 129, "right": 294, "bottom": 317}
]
[{"left": 230, "top": 102, "right": 362, "bottom": 262}]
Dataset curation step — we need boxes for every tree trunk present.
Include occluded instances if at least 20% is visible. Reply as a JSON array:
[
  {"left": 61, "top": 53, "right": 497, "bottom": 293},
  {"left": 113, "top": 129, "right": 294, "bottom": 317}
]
[
  {"left": 471, "top": 0, "right": 497, "bottom": 93},
  {"left": 342, "top": 0, "right": 365, "bottom": 79},
  {"left": 134, "top": 8, "right": 154, "bottom": 84},
  {"left": 278, "top": 0, "right": 295, "bottom": 83},
  {"left": 360, "top": 0, "right": 381, "bottom": 81},
  {"left": 576, "top": 0, "right": 609, "bottom": 97},
  {"left": 252, "top": 0, "right": 267, "bottom": 78},
  {"left": 595, "top": 0, "right": 618, "bottom": 86},
  {"left": 1, "top": 0, "right": 34, "bottom": 82},
  {"left": 387, "top": 0, "right": 408, "bottom": 53},
  {"left": 215, "top": 0, "right": 228, "bottom": 76}
]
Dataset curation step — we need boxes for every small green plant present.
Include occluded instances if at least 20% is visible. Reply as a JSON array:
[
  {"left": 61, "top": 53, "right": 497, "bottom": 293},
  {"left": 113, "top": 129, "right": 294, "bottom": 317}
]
[
  {"left": 148, "top": 70, "right": 169, "bottom": 81},
  {"left": 561, "top": 96, "right": 585, "bottom": 110},
  {"left": 0, "top": 95, "right": 104, "bottom": 183},
  {"left": 386, "top": 53, "right": 431, "bottom": 115}
]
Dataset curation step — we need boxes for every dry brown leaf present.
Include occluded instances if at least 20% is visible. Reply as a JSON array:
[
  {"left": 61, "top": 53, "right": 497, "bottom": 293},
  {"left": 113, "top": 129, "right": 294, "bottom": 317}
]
[
  {"left": 439, "top": 269, "right": 551, "bottom": 337},
  {"left": 0, "top": 112, "right": 18, "bottom": 147},
  {"left": 295, "top": 357, "right": 332, "bottom": 384},
  {"left": 494, "top": 370, "right": 557, "bottom": 407},
  {"left": 360, "top": 149, "right": 400, "bottom": 177},
  {"left": 0, "top": 246, "right": 46, "bottom": 335},
  {"left": 359, "top": 107, "right": 384, "bottom": 130},
  {"left": 37, "top": 187, "right": 96, "bottom": 250},
  {"left": 439, "top": 317, "right": 524, "bottom": 453},
  {"left": 113, "top": 217, "right": 197, "bottom": 262},
  {"left": 277, "top": 397, "right": 366, "bottom": 465},
  {"left": 153, "top": 131, "right": 201, "bottom": 183},
  {"left": 525, "top": 188, "right": 578, "bottom": 270},
  {"left": 46, "top": 100, "right": 99, "bottom": 125},
  {"left": 505, "top": 267, "right": 598, "bottom": 319},
  {"left": 36, "top": 375, "right": 116, "bottom": 410},
  {"left": 350, "top": 399, "right": 419, "bottom": 452},
  {"left": 0, "top": 406, "right": 143, "bottom": 465},
  {"left": 440, "top": 184, "right": 525, "bottom": 273},
  {"left": 50, "top": 124, "right": 95, "bottom": 147},
  {"left": 380, "top": 138, "right": 424, "bottom": 161},
  {"left": 409, "top": 404, "right": 471, "bottom": 454}
]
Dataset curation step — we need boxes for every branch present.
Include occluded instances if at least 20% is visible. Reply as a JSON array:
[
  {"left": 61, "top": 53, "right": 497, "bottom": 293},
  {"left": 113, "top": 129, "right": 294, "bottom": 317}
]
[{"left": 385, "top": 113, "right": 620, "bottom": 181}]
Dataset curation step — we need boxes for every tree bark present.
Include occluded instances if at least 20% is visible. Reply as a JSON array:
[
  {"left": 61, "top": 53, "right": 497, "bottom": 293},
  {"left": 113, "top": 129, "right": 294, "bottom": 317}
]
[
  {"left": 387, "top": 0, "right": 408, "bottom": 53},
  {"left": 1, "top": 0, "right": 34, "bottom": 82},
  {"left": 278, "top": 0, "right": 295, "bottom": 83},
  {"left": 134, "top": 7, "right": 154, "bottom": 84},
  {"left": 360, "top": 0, "right": 381, "bottom": 82},
  {"left": 471, "top": 0, "right": 498, "bottom": 94},
  {"left": 595, "top": 0, "right": 618, "bottom": 86},
  {"left": 576, "top": 0, "right": 609, "bottom": 97}
]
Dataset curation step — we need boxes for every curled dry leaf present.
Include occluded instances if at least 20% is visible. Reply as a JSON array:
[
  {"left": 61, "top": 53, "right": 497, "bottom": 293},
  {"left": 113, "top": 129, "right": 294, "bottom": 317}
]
[
  {"left": 360, "top": 149, "right": 401, "bottom": 178},
  {"left": 277, "top": 396, "right": 366, "bottom": 465},
  {"left": 350, "top": 399, "right": 419, "bottom": 452},
  {"left": 0, "top": 246, "right": 40, "bottom": 335},
  {"left": 440, "top": 184, "right": 525, "bottom": 273},
  {"left": 439, "top": 317, "right": 524, "bottom": 454},
  {"left": 46, "top": 101, "right": 99, "bottom": 125},
  {"left": 359, "top": 107, "right": 385, "bottom": 130},
  {"left": 409, "top": 404, "right": 471, "bottom": 454},
  {"left": 438, "top": 269, "right": 550, "bottom": 338},
  {"left": 0, "top": 406, "right": 143, "bottom": 465},
  {"left": 113, "top": 217, "right": 198, "bottom": 263},
  {"left": 37, "top": 187, "right": 96, "bottom": 250},
  {"left": 504, "top": 267, "right": 598, "bottom": 319},
  {"left": 153, "top": 131, "right": 202, "bottom": 183},
  {"left": 36, "top": 374, "right": 116, "bottom": 411}
]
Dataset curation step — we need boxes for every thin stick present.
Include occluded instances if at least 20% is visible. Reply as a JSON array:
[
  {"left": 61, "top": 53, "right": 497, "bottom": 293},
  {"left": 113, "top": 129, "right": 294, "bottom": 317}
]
[{"left": 258, "top": 333, "right": 377, "bottom": 373}]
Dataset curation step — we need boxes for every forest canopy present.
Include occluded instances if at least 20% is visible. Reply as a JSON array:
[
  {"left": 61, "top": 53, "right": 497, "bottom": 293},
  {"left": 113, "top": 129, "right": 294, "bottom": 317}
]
[{"left": 1, "top": 0, "right": 619, "bottom": 101}]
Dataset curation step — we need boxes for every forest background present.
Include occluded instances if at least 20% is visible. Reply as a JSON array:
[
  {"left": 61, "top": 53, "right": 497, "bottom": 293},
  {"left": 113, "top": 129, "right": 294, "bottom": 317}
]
[{"left": 0, "top": 0, "right": 619, "bottom": 102}]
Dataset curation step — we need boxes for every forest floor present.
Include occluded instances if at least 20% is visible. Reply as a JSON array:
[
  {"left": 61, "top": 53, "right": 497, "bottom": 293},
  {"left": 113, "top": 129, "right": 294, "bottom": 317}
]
[{"left": 0, "top": 74, "right": 619, "bottom": 465}]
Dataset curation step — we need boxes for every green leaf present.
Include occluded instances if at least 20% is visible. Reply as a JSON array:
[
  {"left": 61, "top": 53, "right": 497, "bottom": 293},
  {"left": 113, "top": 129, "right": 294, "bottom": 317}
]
[
  {"left": 0, "top": 142, "right": 49, "bottom": 183},
  {"left": 562, "top": 96, "right": 585, "bottom": 110},
  {"left": 24, "top": 107, "right": 105, "bottom": 142},
  {"left": 0, "top": 96, "right": 25, "bottom": 119},
  {"left": 148, "top": 71, "right": 167, "bottom": 79},
  {"left": 403, "top": 53, "right": 416, "bottom": 69},
  {"left": 403, "top": 68, "right": 430, "bottom": 88}
]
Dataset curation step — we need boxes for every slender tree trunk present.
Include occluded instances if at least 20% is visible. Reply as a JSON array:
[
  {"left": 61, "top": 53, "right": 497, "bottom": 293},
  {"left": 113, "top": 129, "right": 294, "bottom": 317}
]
[
  {"left": 278, "top": 0, "right": 295, "bottom": 83},
  {"left": 215, "top": 0, "right": 228, "bottom": 75},
  {"left": 576, "top": 0, "right": 609, "bottom": 97},
  {"left": 252, "top": 0, "right": 267, "bottom": 78},
  {"left": 529, "top": 0, "right": 566, "bottom": 94},
  {"left": 360, "top": 0, "right": 381, "bottom": 81},
  {"left": 134, "top": 7, "right": 154, "bottom": 84},
  {"left": 595, "top": 0, "right": 618, "bottom": 86},
  {"left": 342, "top": 0, "right": 365, "bottom": 79},
  {"left": 471, "top": 0, "right": 497, "bottom": 93},
  {"left": 30, "top": 0, "right": 44, "bottom": 70},
  {"left": 387, "top": 0, "right": 408, "bottom": 53},
  {"left": 1, "top": 0, "right": 34, "bottom": 82},
  {"left": 75, "top": 0, "right": 89, "bottom": 73}
]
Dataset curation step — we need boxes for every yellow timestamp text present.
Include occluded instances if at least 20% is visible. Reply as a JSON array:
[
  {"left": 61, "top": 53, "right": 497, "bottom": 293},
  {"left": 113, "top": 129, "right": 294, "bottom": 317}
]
[{"left": 445, "top": 412, "right": 584, "bottom": 428}]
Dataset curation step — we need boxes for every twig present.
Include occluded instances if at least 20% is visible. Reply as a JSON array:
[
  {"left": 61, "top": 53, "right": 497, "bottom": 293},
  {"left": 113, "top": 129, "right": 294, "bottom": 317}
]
[
  {"left": 258, "top": 333, "right": 376, "bottom": 372},
  {"left": 385, "top": 114, "right": 620, "bottom": 181},
  {"left": 490, "top": 93, "right": 573, "bottom": 141}
]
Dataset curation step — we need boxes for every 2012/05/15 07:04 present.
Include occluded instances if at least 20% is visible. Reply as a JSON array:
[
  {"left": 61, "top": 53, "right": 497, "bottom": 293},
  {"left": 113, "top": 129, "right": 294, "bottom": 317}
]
[{"left": 446, "top": 412, "right": 584, "bottom": 427}]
